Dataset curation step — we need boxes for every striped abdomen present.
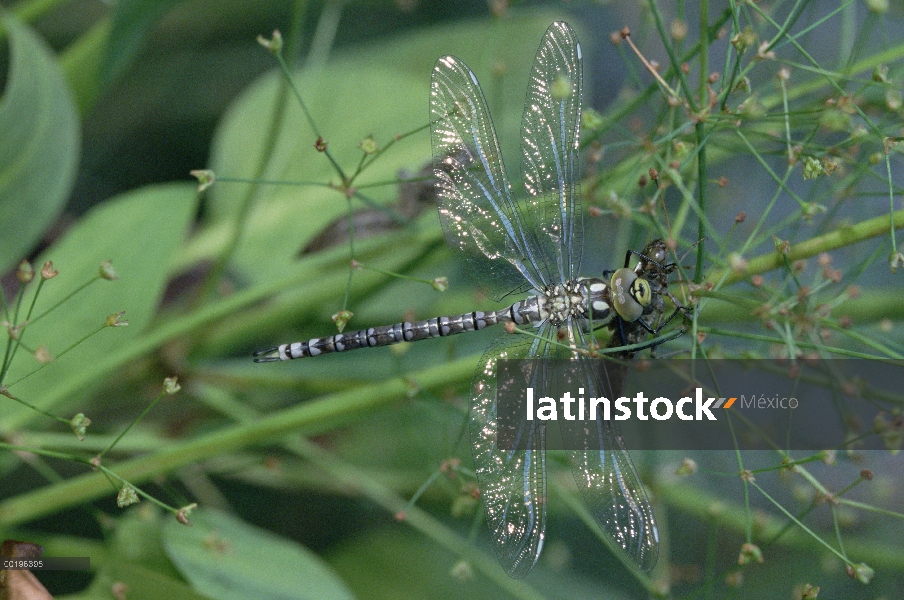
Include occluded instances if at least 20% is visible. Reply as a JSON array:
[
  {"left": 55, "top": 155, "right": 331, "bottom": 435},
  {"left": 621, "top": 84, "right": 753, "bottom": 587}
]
[
  {"left": 253, "top": 277, "right": 617, "bottom": 362},
  {"left": 254, "top": 297, "right": 546, "bottom": 362}
]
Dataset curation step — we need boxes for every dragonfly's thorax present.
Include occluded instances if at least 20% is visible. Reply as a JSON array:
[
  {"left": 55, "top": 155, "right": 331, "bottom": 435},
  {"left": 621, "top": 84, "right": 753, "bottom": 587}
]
[
  {"left": 576, "top": 277, "right": 616, "bottom": 324},
  {"left": 535, "top": 280, "right": 588, "bottom": 326}
]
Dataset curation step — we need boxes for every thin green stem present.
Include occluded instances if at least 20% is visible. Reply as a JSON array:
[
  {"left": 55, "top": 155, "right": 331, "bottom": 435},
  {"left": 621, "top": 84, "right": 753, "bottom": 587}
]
[
  {"left": 99, "top": 389, "right": 168, "bottom": 459},
  {"left": 699, "top": 326, "right": 895, "bottom": 359},
  {"left": 748, "top": 479, "right": 854, "bottom": 567},
  {"left": 353, "top": 262, "right": 441, "bottom": 288},
  {"left": 886, "top": 153, "right": 900, "bottom": 257},
  {"left": 647, "top": 0, "right": 698, "bottom": 111},
  {"left": 5, "top": 322, "right": 114, "bottom": 388},
  {"left": 704, "top": 209, "right": 904, "bottom": 286},
  {"left": 695, "top": 121, "right": 707, "bottom": 283},
  {"left": 198, "top": 1, "right": 314, "bottom": 301},
  {"left": 699, "top": 0, "right": 709, "bottom": 104},
  {"left": 29, "top": 276, "right": 99, "bottom": 326},
  {"left": 0, "top": 355, "right": 477, "bottom": 526},
  {"left": 0, "top": 391, "right": 71, "bottom": 425}
]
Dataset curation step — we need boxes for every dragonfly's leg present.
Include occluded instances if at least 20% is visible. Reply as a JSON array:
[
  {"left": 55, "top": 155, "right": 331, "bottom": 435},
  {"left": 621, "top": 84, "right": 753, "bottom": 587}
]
[
  {"left": 636, "top": 294, "right": 693, "bottom": 336},
  {"left": 635, "top": 316, "right": 657, "bottom": 335},
  {"left": 664, "top": 289, "right": 693, "bottom": 317},
  {"left": 625, "top": 248, "right": 676, "bottom": 273},
  {"left": 614, "top": 317, "right": 628, "bottom": 345},
  {"left": 638, "top": 307, "right": 677, "bottom": 335},
  {"left": 622, "top": 248, "right": 633, "bottom": 269}
]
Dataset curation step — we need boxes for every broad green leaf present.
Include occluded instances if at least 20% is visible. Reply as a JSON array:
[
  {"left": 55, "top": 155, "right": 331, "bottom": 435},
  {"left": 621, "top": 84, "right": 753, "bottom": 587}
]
[
  {"left": 80, "top": 562, "right": 212, "bottom": 600},
  {"left": 0, "top": 13, "right": 80, "bottom": 272},
  {"left": 103, "top": 0, "right": 188, "bottom": 85},
  {"left": 59, "top": 18, "right": 112, "bottom": 115},
  {"left": 206, "top": 65, "right": 428, "bottom": 283},
  {"left": 330, "top": 528, "right": 487, "bottom": 600},
  {"left": 2, "top": 183, "right": 198, "bottom": 430},
  {"left": 204, "top": 12, "right": 576, "bottom": 284},
  {"left": 163, "top": 509, "right": 355, "bottom": 600}
]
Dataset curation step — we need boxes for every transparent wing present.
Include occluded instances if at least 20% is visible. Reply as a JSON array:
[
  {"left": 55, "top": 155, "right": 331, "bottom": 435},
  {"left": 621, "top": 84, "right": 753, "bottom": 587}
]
[
  {"left": 520, "top": 21, "right": 584, "bottom": 284},
  {"left": 431, "top": 55, "right": 544, "bottom": 297},
  {"left": 567, "top": 434, "right": 660, "bottom": 571},
  {"left": 565, "top": 323, "right": 660, "bottom": 572},
  {"left": 430, "top": 22, "right": 583, "bottom": 297},
  {"left": 469, "top": 330, "right": 553, "bottom": 578}
]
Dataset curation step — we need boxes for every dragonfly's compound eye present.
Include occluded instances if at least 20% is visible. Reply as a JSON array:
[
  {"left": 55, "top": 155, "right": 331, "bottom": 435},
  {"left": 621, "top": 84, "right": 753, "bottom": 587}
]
[
  {"left": 631, "top": 277, "right": 653, "bottom": 307},
  {"left": 610, "top": 268, "right": 646, "bottom": 322}
]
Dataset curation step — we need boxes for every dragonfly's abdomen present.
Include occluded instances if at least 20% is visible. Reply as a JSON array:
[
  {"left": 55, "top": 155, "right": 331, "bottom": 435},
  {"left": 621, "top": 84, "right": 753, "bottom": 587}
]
[
  {"left": 252, "top": 278, "right": 622, "bottom": 362},
  {"left": 254, "top": 297, "right": 546, "bottom": 362}
]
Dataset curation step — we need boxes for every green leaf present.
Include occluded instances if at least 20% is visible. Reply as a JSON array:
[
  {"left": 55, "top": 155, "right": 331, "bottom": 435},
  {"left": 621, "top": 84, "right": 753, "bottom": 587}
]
[
  {"left": 59, "top": 18, "right": 112, "bottom": 114},
  {"left": 204, "top": 12, "right": 574, "bottom": 284},
  {"left": 103, "top": 0, "right": 187, "bottom": 85},
  {"left": 163, "top": 509, "right": 356, "bottom": 600},
  {"left": 84, "top": 562, "right": 212, "bottom": 600},
  {"left": 2, "top": 183, "right": 198, "bottom": 430},
  {"left": 0, "top": 13, "right": 80, "bottom": 272},
  {"left": 206, "top": 65, "right": 428, "bottom": 283}
]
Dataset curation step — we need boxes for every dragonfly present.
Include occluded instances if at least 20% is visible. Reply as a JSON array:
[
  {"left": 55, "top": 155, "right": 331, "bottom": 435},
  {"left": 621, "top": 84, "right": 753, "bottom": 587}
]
[{"left": 255, "top": 22, "right": 686, "bottom": 578}]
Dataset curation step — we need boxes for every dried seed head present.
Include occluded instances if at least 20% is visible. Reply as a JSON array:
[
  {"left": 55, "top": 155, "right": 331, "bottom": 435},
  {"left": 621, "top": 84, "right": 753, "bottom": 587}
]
[
  {"left": 737, "top": 543, "right": 763, "bottom": 565},
  {"left": 670, "top": 19, "right": 688, "bottom": 42},
  {"left": 41, "top": 261, "right": 59, "bottom": 279},
  {"left": 332, "top": 310, "right": 354, "bottom": 332},
  {"left": 728, "top": 253, "right": 747, "bottom": 273},
  {"left": 358, "top": 135, "right": 379, "bottom": 155},
  {"left": 16, "top": 260, "right": 34, "bottom": 283},
  {"left": 773, "top": 236, "right": 791, "bottom": 255},
  {"left": 190, "top": 169, "right": 216, "bottom": 192},
  {"left": 866, "top": 0, "right": 889, "bottom": 14},
  {"left": 163, "top": 376, "right": 181, "bottom": 395},
  {"left": 257, "top": 30, "right": 283, "bottom": 53},
  {"left": 117, "top": 484, "right": 140, "bottom": 508},
  {"left": 70, "top": 413, "right": 92, "bottom": 441},
  {"left": 35, "top": 345, "right": 54, "bottom": 363},
  {"left": 890, "top": 251, "right": 904, "bottom": 274},
  {"left": 99, "top": 260, "right": 119, "bottom": 280},
  {"left": 730, "top": 26, "right": 757, "bottom": 54},
  {"left": 676, "top": 457, "right": 697, "bottom": 476},
  {"left": 176, "top": 503, "right": 197, "bottom": 525},
  {"left": 106, "top": 311, "right": 129, "bottom": 327},
  {"left": 581, "top": 108, "right": 604, "bottom": 131},
  {"left": 551, "top": 75, "right": 573, "bottom": 102}
]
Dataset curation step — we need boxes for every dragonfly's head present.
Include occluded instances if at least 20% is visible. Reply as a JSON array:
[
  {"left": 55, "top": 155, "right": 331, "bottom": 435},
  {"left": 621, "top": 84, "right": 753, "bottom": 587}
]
[{"left": 609, "top": 267, "right": 652, "bottom": 322}]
